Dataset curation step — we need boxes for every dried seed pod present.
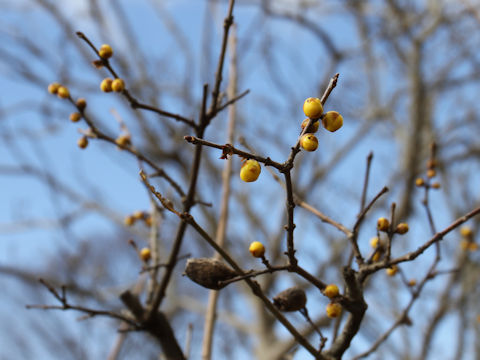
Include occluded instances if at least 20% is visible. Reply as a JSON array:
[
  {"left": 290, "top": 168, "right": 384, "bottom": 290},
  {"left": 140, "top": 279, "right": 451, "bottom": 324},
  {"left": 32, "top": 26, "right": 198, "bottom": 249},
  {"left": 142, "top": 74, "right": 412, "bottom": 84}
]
[
  {"left": 273, "top": 287, "right": 307, "bottom": 312},
  {"left": 184, "top": 258, "right": 237, "bottom": 290}
]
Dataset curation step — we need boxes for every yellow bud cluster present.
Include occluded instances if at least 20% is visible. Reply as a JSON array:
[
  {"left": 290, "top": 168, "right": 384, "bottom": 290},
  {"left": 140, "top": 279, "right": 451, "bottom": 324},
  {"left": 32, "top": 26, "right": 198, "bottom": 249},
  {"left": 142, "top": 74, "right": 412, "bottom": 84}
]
[{"left": 124, "top": 211, "right": 152, "bottom": 227}]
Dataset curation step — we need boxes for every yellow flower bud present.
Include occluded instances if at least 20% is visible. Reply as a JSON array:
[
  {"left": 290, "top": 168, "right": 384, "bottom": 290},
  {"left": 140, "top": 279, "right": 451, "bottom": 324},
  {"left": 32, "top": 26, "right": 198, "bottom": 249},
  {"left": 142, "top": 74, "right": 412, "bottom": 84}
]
[
  {"left": 240, "top": 159, "right": 261, "bottom": 182},
  {"left": 427, "top": 169, "right": 436, "bottom": 178},
  {"left": 415, "top": 177, "right": 424, "bottom": 187},
  {"left": 301, "top": 118, "right": 320, "bottom": 133},
  {"left": 249, "top": 241, "right": 265, "bottom": 258},
  {"left": 48, "top": 82, "right": 61, "bottom": 94},
  {"left": 100, "top": 78, "right": 113, "bottom": 92},
  {"left": 77, "top": 136, "right": 88, "bottom": 149},
  {"left": 57, "top": 86, "right": 70, "bottom": 99},
  {"left": 124, "top": 215, "right": 135, "bottom": 226},
  {"left": 139, "top": 247, "right": 151, "bottom": 262},
  {"left": 370, "top": 237, "right": 379, "bottom": 248},
  {"left": 427, "top": 159, "right": 437, "bottom": 169},
  {"left": 300, "top": 133, "right": 319, "bottom": 152},
  {"left": 99, "top": 44, "right": 113, "bottom": 59},
  {"left": 395, "top": 223, "right": 409, "bottom": 235},
  {"left": 469, "top": 242, "right": 478, "bottom": 252},
  {"left": 460, "top": 226, "right": 473, "bottom": 238},
  {"left": 431, "top": 182, "right": 441, "bottom": 189},
  {"left": 111, "top": 78, "right": 125, "bottom": 92},
  {"left": 115, "top": 134, "right": 131, "bottom": 148},
  {"left": 408, "top": 279, "right": 417, "bottom": 287},
  {"left": 322, "top": 111, "right": 343, "bottom": 132},
  {"left": 69, "top": 112, "right": 82, "bottom": 123},
  {"left": 303, "top": 97, "right": 323, "bottom": 119},
  {"left": 76, "top": 98, "right": 87, "bottom": 111},
  {"left": 386, "top": 265, "right": 398, "bottom": 276},
  {"left": 372, "top": 251, "right": 381, "bottom": 262},
  {"left": 324, "top": 284, "right": 339, "bottom": 299},
  {"left": 377, "top": 217, "right": 390, "bottom": 232},
  {"left": 326, "top": 302, "right": 342, "bottom": 318}
]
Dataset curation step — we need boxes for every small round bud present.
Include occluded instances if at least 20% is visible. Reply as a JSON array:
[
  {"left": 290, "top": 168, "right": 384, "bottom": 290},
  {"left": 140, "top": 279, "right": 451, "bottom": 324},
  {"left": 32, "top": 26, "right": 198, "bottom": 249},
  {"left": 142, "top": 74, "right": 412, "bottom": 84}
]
[
  {"left": 301, "top": 118, "right": 320, "bottom": 133},
  {"left": 303, "top": 97, "right": 323, "bottom": 119},
  {"left": 427, "top": 159, "right": 437, "bottom": 169},
  {"left": 370, "top": 237, "right": 379, "bottom": 248},
  {"left": 99, "top": 44, "right": 113, "bottom": 59},
  {"left": 322, "top": 111, "right": 344, "bottom": 132},
  {"left": 395, "top": 223, "right": 409, "bottom": 235},
  {"left": 408, "top": 279, "right": 417, "bottom": 287},
  {"left": 124, "top": 215, "right": 135, "bottom": 226},
  {"left": 431, "top": 182, "right": 441, "bottom": 189},
  {"left": 386, "top": 265, "right": 398, "bottom": 276},
  {"left": 415, "top": 177, "right": 424, "bottom": 187},
  {"left": 469, "top": 242, "right": 478, "bottom": 252},
  {"left": 69, "top": 112, "right": 82, "bottom": 123},
  {"left": 115, "top": 134, "right": 131, "bottom": 148},
  {"left": 77, "top": 136, "right": 88, "bottom": 149},
  {"left": 240, "top": 159, "right": 261, "bottom": 182},
  {"left": 57, "top": 86, "right": 70, "bottom": 99},
  {"left": 249, "top": 241, "right": 265, "bottom": 258},
  {"left": 76, "top": 98, "right": 87, "bottom": 111},
  {"left": 139, "top": 247, "right": 151, "bottom": 262},
  {"left": 372, "top": 251, "right": 381, "bottom": 262},
  {"left": 460, "top": 226, "right": 473, "bottom": 238},
  {"left": 324, "top": 284, "right": 339, "bottom": 299},
  {"left": 427, "top": 169, "right": 436, "bottom": 178},
  {"left": 273, "top": 287, "right": 307, "bottom": 312},
  {"left": 300, "top": 134, "right": 319, "bottom": 152},
  {"left": 326, "top": 302, "right": 342, "bottom": 318},
  {"left": 112, "top": 78, "right": 125, "bottom": 92},
  {"left": 100, "top": 78, "right": 113, "bottom": 92},
  {"left": 377, "top": 217, "right": 390, "bottom": 232},
  {"left": 48, "top": 82, "right": 61, "bottom": 94}
]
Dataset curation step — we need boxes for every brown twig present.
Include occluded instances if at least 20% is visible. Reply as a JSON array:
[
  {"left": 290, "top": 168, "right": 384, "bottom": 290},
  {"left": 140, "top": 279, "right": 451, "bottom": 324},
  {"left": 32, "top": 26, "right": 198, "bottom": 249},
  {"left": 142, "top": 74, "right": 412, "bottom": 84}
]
[
  {"left": 75, "top": 31, "right": 196, "bottom": 128},
  {"left": 184, "top": 135, "right": 284, "bottom": 170},
  {"left": 26, "top": 279, "right": 137, "bottom": 326}
]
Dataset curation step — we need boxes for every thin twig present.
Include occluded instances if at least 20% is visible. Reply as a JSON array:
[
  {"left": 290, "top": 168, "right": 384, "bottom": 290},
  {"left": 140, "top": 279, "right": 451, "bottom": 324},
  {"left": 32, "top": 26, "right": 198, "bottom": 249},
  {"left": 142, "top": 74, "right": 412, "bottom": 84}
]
[{"left": 75, "top": 31, "right": 196, "bottom": 127}]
